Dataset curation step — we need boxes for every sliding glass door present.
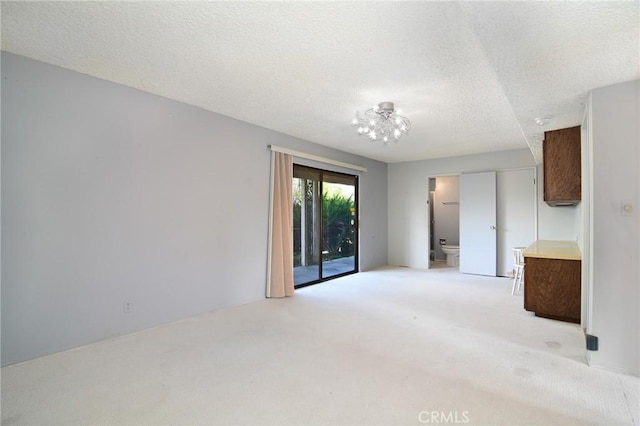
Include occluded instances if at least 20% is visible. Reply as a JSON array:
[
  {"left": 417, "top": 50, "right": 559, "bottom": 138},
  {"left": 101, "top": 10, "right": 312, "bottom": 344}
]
[{"left": 293, "top": 165, "right": 358, "bottom": 287}]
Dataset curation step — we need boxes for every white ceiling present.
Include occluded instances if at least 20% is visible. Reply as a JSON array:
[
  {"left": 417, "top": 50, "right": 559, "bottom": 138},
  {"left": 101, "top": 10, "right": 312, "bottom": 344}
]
[{"left": 2, "top": 1, "right": 638, "bottom": 163}]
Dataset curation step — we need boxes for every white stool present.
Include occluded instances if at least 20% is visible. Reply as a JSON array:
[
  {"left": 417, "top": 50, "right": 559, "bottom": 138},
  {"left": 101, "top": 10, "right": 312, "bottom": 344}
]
[{"left": 511, "top": 247, "right": 526, "bottom": 295}]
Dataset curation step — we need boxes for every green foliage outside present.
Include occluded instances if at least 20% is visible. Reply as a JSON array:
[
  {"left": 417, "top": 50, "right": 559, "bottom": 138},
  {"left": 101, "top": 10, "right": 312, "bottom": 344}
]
[
  {"left": 293, "top": 181, "right": 354, "bottom": 266},
  {"left": 322, "top": 192, "right": 354, "bottom": 260}
]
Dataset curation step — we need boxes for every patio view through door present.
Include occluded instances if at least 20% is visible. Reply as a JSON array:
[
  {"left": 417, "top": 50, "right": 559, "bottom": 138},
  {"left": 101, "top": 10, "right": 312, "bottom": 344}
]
[{"left": 293, "top": 165, "right": 358, "bottom": 287}]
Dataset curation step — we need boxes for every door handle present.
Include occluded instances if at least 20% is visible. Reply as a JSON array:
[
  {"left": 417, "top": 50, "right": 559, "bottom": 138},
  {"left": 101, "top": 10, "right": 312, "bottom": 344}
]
[{"left": 490, "top": 226, "right": 496, "bottom": 230}]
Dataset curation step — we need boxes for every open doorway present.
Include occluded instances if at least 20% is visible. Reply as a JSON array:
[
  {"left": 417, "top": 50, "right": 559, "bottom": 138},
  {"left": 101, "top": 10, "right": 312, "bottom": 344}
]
[{"left": 428, "top": 175, "right": 460, "bottom": 269}]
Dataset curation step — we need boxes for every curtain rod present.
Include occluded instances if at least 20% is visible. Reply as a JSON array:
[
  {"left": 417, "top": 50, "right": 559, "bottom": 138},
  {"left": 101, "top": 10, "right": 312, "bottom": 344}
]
[{"left": 269, "top": 145, "right": 367, "bottom": 172}]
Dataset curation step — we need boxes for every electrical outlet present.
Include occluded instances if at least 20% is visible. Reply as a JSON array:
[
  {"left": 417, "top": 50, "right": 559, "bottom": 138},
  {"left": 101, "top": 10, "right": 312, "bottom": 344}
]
[{"left": 123, "top": 301, "right": 132, "bottom": 314}]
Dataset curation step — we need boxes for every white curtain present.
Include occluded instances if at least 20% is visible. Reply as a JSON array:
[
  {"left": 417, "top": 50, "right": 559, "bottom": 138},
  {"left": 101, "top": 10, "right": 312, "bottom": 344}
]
[{"left": 267, "top": 151, "right": 294, "bottom": 298}]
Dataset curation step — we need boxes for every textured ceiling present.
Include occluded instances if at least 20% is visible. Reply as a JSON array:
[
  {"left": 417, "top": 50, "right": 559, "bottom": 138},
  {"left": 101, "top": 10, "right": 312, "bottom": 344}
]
[{"left": 2, "top": 1, "right": 638, "bottom": 163}]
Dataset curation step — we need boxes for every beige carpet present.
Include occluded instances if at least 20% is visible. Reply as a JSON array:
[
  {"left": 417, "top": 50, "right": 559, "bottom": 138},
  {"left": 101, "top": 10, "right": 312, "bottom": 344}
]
[{"left": 2, "top": 266, "right": 638, "bottom": 425}]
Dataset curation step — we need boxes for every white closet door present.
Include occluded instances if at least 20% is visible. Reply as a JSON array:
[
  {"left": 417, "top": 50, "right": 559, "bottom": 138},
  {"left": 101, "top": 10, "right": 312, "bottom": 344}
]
[
  {"left": 496, "top": 169, "right": 536, "bottom": 277},
  {"left": 460, "top": 171, "right": 496, "bottom": 276}
]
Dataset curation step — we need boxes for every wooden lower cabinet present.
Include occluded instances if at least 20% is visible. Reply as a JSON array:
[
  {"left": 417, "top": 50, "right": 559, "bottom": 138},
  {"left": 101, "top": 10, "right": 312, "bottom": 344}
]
[{"left": 524, "top": 256, "right": 581, "bottom": 323}]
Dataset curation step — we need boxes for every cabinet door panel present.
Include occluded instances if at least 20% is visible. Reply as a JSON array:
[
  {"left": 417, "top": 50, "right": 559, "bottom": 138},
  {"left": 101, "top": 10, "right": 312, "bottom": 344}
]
[
  {"left": 543, "top": 126, "right": 581, "bottom": 205},
  {"left": 524, "top": 257, "right": 581, "bottom": 323}
]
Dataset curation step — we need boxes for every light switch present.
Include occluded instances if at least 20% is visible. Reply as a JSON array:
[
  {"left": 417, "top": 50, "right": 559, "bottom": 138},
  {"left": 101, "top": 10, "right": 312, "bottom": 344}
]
[{"left": 621, "top": 201, "right": 634, "bottom": 217}]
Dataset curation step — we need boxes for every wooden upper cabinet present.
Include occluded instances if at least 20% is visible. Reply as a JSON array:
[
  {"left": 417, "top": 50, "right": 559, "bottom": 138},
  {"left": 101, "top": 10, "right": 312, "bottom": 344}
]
[{"left": 543, "top": 126, "right": 581, "bottom": 206}]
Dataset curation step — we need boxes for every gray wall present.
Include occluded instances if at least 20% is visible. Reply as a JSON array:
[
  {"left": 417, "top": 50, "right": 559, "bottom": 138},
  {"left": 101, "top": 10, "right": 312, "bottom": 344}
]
[
  {"left": 1, "top": 52, "right": 388, "bottom": 366},
  {"left": 387, "top": 148, "right": 587, "bottom": 270},
  {"left": 586, "top": 80, "right": 639, "bottom": 375},
  {"left": 388, "top": 149, "right": 540, "bottom": 269}
]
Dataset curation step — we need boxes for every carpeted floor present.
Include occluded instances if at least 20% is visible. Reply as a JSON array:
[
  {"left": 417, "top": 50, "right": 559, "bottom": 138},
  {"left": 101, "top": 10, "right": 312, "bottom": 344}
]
[{"left": 2, "top": 266, "right": 638, "bottom": 425}]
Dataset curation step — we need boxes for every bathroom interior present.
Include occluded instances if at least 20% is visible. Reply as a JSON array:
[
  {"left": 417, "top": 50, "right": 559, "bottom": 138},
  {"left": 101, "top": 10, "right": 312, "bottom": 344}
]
[{"left": 429, "top": 176, "right": 460, "bottom": 268}]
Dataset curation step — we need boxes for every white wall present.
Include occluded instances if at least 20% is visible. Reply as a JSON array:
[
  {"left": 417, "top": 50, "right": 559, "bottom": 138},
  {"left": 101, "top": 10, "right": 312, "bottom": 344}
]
[
  {"left": 536, "top": 164, "right": 580, "bottom": 241},
  {"left": 433, "top": 176, "right": 460, "bottom": 261},
  {"left": 1, "top": 52, "right": 388, "bottom": 366},
  {"left": 586, "top": 80, "right": 639, "bottom": 375}
]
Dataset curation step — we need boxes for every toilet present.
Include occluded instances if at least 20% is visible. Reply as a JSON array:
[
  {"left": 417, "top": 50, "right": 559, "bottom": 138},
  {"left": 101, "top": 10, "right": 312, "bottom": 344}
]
[{"left": 441, "top": 245, "right": 460, "bottom": 266}]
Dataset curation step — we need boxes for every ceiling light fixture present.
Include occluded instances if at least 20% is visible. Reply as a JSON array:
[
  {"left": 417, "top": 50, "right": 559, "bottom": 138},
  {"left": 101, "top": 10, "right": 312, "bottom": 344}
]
[{"left": 351, "top": 102, "right": 411, "bottom": 144}]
